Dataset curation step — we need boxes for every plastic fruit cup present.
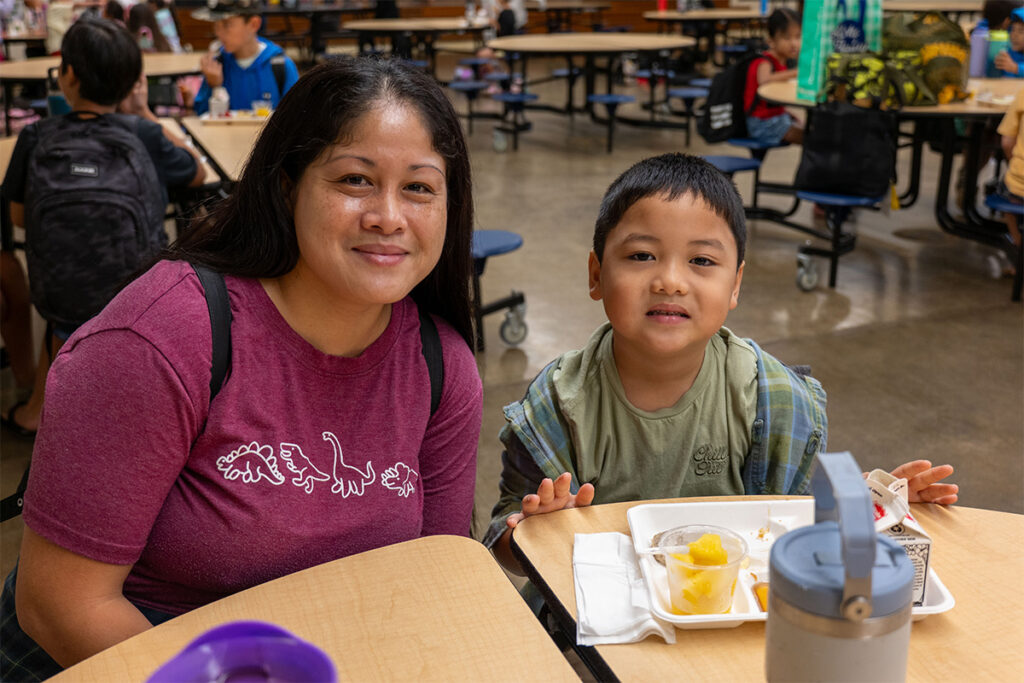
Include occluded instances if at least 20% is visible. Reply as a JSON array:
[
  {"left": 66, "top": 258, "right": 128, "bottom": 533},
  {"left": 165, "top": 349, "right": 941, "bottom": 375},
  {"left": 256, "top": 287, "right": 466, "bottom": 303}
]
[
  {"left": 252, "top": 100, "right": 272, "bottom": 117},
  {"left": 662, "top": 524, "right": 748, "bottom": 615}
]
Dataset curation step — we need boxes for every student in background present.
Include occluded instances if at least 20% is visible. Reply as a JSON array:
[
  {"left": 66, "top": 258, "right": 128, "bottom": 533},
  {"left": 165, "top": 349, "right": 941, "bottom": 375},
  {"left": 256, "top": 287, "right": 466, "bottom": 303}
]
[
  {"left": 485, "top": 154, "right": 959, "bottom": 574},
  {"left": 993, "top": 7, "right": 1024, "bottom": 76},
  {"left": 128, "top": 2, "right": 173, "bottom": 53},
  {"left": 102, "top": 0, "right": 125, "bottom": 25},
  {"left": 0, "top": 18, "right": 204, "bottom": 439},
  {"left": 149, "top": 0, "right": 183, "bottom": 52},
  {"left": 989, "top": 88, "right": 1024, "bottom": 277},
  {"left": 192, "top": 0, "right": 299, "bottom": 115},
  {"left": 0, "top": 58, "right": 480, "bottom": 680},
  {"left": 745, "top": 8, "right": 803, "bottom": 145}
]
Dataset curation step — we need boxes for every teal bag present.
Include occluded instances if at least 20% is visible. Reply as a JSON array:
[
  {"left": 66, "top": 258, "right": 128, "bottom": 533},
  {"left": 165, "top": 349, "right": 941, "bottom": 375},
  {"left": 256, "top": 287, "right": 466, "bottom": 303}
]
[{"left": 797, "top": 0, "right": 883, "bottom": 103}]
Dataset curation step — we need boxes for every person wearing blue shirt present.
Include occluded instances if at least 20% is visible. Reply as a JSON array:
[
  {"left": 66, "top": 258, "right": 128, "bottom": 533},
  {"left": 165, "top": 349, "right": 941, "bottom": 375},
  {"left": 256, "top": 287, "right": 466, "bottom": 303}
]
[
  {"left": 192, "top": 0, "right": 299, "bottom": 115},
  {"left": 994, "top": 7, "right": 1024, "bottom": 76}
]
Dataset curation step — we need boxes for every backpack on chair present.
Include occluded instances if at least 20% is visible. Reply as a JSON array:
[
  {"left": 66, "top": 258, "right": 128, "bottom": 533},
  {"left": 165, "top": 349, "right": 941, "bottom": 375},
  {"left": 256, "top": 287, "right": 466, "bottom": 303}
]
[
  {"left": 24, "top": 112, "right": 167, "bottom": 330},
  {"left": 697, "top": 53, "right": 762, "bottom": 144}
]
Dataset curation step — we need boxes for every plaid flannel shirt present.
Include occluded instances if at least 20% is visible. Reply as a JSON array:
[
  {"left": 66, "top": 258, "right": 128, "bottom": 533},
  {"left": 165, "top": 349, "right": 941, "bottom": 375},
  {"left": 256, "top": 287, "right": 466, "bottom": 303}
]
[{"left": 483, "top": 338, "right": 828, "bottom": 548}]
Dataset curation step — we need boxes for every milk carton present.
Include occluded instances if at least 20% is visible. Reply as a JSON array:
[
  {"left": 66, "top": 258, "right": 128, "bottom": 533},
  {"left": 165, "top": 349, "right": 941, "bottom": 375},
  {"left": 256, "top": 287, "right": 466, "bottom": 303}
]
[{"left": 866, "top": 469, "right": 931, "bottom": 606}]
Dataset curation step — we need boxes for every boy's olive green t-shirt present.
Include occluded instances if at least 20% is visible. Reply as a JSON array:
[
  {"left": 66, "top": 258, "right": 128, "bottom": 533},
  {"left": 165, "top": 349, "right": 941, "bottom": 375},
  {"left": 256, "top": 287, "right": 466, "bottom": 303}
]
[{"left": 552, "top": 324, "right": 758, "bottom": 502}]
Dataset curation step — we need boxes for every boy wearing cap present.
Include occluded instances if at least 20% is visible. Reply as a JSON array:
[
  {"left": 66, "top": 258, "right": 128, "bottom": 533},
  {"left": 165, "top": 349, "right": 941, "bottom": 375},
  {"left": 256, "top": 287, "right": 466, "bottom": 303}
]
[{"left": 192, "top": 0, "right": 299, "bottom": 115}]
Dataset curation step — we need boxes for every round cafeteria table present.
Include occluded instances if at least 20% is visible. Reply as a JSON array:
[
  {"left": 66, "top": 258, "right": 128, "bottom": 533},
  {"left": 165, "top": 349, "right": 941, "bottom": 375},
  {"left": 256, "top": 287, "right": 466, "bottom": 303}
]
[
  {"left": 342, "top": 16, "right": 490, "bottom": 75},
  {"left": 758, "top": 78, "right": 1022, "bottom": 301},
  {"left": 524, "top": 1, "right": 612, "bottom": 33}
]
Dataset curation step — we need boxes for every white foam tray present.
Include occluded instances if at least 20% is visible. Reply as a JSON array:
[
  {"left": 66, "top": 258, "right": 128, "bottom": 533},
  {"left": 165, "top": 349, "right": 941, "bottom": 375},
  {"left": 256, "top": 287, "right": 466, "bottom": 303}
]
[{"left": 626, "top": 500, "right": 955, "bottom": 629}]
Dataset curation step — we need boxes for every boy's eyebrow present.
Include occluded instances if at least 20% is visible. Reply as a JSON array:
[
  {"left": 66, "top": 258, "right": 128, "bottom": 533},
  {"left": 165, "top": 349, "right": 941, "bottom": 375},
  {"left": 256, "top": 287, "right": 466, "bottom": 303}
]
[
  {"left": 619, "top": 233, "right": 660, "bottom": 245},
  {"left": 690, "top": 238, "right": 727, "bottom": 251}
]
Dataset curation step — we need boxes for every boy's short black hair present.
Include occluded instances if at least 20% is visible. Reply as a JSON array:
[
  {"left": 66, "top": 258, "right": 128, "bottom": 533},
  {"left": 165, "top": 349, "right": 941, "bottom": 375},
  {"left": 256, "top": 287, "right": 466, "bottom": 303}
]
[
  {"left": 593, "top": 153, "right": 747, "bottom": 268},
  {"left": 984, "top": 0, "right": 1023, "bottom": 28},
  {"left": 767, "top": 7, "right": 801, "bottom": 37},
  {"left": 60, "top": 17, "right": 141, "bottom": 106}
]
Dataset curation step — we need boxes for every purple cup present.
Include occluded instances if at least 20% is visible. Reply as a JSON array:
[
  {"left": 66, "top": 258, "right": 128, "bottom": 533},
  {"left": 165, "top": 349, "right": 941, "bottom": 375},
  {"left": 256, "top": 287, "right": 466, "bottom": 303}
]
[{"left": 147, "top": 621, "right": 336, "bottom": 682}]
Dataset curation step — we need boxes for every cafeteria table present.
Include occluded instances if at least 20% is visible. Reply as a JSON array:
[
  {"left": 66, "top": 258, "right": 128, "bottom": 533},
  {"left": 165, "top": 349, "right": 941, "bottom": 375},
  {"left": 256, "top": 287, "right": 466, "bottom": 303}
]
[
  {"left": 525, "top": 0, "right": 612, "bottom": 33},
  {"left": 510, "top": 495, "right": 1024, "bottom": 681},
  {"left": 259, "top": 2, "right": 375, "bottom": 59},
  {"left": 50, "top": 535, "right": 580, "bottom": 682},
  {"left": 643, "top": 8, "right": 765, "bottom": 66},
  {"left": 758, "top": 78, "right": 1023, "bottom": 301},
  {"left": 342, "top": 17, "right": 491, "bottom": 76},
  {"left": 486, "top": 32, "right": 695, "bottom": 126},
  {"left": 0, "top": 53, "right": 203, "bottom": 135},
  {"left": 178, "top": 116, "right": 266, "bottom": 184}
]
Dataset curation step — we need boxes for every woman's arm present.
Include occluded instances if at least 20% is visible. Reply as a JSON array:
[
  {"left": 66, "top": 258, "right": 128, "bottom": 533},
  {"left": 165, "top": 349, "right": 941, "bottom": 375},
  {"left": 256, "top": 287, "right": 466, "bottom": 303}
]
[{"left": 15, "top": 528, "right": 153, "bottom": 668}]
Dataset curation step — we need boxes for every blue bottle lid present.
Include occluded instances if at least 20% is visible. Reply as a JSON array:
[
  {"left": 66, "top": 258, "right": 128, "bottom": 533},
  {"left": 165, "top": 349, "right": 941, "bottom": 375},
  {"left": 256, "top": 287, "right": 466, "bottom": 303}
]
[{"left": 769, "top": 453, "right": 913, "bottom": 620}]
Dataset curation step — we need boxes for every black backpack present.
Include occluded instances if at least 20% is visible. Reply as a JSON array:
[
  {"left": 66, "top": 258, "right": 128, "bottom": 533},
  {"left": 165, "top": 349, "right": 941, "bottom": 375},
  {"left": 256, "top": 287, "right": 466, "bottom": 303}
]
[
  {"left": 697, "top": 53, "right": 762, "bottom": 144},
  {"left": 24, "top": 112, "right": 167, "bottom": 329}
]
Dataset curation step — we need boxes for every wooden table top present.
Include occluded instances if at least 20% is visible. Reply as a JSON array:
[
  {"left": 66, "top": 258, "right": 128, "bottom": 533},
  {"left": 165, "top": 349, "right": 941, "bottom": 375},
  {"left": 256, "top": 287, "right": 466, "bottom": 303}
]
[
  {"left": 0, "top": 135, "right": 17, "bottom": 179},
  {"left": 51, "top": 535, "right": 578, "bottom": 682},
  {"left": 179, "top": 116, "right": 265, "bottom": 183},
  {"left": 158, "top": 118, "right": 221, "bottom": 185},
  {"left": 0, "top": 52, "right": 202, "bottom": 82},
  {"left": 343, "top": 17, "right": 490, "bottom": 32},
  {"left": 882, "top": 1, "right": 982, "bottom": 12},
  {"left": 643, "top": 8, "right": 766, "bottom": 22},
  {"left": 759, "top": 78, "right": 1022, "bottom": 116},
  {"left": 487, "top": 32, "right": 695, "bottom": 54},
  {"left": 526, "top": 0, "right": 612, "bottom": 11},
  {"left": 511, "top": 496, "right": 1024, "bottom": 680}
]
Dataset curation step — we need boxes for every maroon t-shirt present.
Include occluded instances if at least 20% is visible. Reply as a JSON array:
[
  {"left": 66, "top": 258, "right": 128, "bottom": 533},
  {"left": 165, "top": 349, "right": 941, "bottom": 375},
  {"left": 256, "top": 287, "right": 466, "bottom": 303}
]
[{"left": 24, "top": 260, "right": 482, "bottom": 615}]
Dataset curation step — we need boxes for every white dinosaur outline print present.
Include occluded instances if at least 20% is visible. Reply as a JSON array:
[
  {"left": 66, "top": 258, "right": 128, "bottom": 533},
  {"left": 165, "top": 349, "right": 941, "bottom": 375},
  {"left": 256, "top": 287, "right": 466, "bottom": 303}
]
[
  {"left": 323, "top": 431, "right": 375, "bottom": 498},
  {"left": 381, "top": 463, "right": 418, "bottom": 498},
  {"left": 278, "top": 442, "right": 332, "bottom": 494},
  {"left": 217, "top": 442, "right": 285, "bottom": 485}
]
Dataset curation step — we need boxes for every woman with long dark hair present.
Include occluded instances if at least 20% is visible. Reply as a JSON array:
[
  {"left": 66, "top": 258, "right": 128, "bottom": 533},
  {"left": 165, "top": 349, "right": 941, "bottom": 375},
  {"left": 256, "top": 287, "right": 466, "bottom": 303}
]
[{"left": 1, "top": 57, "right": 481, "bottom": 681}]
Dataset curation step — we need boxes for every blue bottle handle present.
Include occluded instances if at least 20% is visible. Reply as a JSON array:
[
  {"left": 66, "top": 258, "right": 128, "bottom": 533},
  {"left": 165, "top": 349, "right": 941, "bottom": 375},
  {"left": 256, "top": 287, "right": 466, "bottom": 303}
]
[{"left": 813, "top": 452, "right": 876, "bottom": 619}]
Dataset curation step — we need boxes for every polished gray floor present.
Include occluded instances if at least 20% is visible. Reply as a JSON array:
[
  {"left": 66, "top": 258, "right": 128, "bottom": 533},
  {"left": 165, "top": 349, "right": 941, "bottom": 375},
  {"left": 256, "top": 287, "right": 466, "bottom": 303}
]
[{"left": 3, "top": 57, "right": 1022, "bottom": 580}]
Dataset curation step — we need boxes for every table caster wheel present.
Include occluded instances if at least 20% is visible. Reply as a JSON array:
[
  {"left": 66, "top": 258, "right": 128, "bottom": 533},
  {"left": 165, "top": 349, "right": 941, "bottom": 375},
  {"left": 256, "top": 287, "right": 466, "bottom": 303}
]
[
  {"left": 500, "top": 309, "right": 527, "bottom": 345},
  {"left": 796, "top": 255, "right": 819, "bottom": 292}
]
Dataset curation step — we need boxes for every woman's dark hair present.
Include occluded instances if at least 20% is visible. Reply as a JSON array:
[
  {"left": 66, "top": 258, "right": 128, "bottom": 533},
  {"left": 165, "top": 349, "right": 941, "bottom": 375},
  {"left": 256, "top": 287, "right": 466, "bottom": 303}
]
[
  {"left": 767, "top": 7, "right": 801, "bottom": 37},
  {"left": 129, "top": 3, "right": 172, "bottom": 52},
  {"left": 171, "top": 57, "right": 475, "bottom": 348},
  {"left": 593, "top": 153, "right": 747, "bottom": 269},
  {"left": 60, "top": 17, "right": 141, "bottom": 106}
]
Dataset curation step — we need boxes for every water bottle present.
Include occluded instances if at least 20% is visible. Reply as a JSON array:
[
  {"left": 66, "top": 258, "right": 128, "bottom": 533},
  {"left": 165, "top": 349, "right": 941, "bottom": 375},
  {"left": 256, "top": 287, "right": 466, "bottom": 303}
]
[
  {"left": 969, "top": 19, "right": 989, "bottom": 78},
  {"left": 987, "top": 29, "right": 1010, "bottom": 77},
  {"left": 464, "top": 1, "right": 475, "bottom": 23},
  {"left": 765, "top": 452, "right": 914, "bottom": 683},
  {"left": 147, "top": 621, "right": 336, "bottom": 683},
  {"left": 760, "top": 0, "right": 768, "bottom": 16}
]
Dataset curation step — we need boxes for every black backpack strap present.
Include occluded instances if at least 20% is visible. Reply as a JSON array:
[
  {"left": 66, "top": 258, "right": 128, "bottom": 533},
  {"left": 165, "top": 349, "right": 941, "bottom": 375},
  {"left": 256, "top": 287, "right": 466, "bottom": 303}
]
[
  {"left": 270, "top": 55, "right": 287, "bottom": 100},
  {"left": 190, "top": 263, "right": 232, "bottom": 401},
  {"left": 0, "top": 465, "right": 30, "bottom": 522},
  {"left": 417, "top": 306, "right": 444, "bottom": 417}
]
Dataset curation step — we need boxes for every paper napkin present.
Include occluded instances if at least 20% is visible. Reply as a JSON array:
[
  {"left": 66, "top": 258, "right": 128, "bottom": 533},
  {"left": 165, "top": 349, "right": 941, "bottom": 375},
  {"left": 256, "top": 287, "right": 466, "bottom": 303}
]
[{"left": 572, "top": 532, "right": 676, "bottom": 645}]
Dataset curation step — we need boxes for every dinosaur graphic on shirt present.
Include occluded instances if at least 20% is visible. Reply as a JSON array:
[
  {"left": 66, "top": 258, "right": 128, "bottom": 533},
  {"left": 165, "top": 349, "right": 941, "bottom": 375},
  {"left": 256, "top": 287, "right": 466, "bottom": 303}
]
[
  {"left": 323, "top": 431, "right": 375, "bottom": 497},
  {"left": 216, "top": 442, "right": 285, "bottom": 485},
  {"left": 278, "top": 442, "right": 332, "bottom": 494},
  {"left": 381, "top": 463, "right": 418, "bottom": 498}
]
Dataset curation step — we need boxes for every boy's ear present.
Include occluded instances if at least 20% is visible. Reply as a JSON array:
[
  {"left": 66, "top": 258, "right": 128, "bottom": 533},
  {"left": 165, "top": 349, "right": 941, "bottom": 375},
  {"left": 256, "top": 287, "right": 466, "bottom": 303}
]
[
  {"left": 587, "top": 250, "right": 603, "bottom": 301},
  {"left": 245, "top": 14, "right": 262, "bottom": 32},
  {"left": 729, "top": 261, "right": 745, "bottom": 310}
]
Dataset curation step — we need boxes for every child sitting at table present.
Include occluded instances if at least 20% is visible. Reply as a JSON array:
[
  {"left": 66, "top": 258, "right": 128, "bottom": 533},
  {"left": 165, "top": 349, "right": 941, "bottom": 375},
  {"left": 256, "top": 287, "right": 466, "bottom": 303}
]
[
  {"left": 745, "top": 7, "right": 803, "bottom": 145},
  {"left": 191, "top": 0, "right": 299, "bottom": 115},
  {"left": 993, "top": 7, "right": 1024, "bottom": 76},
  {"left": 485, "top": 154, "right": 959, "bottom": 573},
  {"left": 988, "top": 87, "right": 1024, "bottom": 277}
]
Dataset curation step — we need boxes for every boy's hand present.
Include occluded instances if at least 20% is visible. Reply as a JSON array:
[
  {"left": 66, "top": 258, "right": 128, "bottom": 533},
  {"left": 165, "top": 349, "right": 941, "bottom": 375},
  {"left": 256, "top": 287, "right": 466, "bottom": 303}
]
[
  {"left": 117, "top": 75, "right": 156, "bottom": 122},
  {"left": 506, "top": 472, "right": 595, "bottom": 528},
  {"left": 994, "top": 51, "right": 1019, "bottom": 75},
  {"left": 200, "top": 53, "right": 224, "bottom": 87},
  {"left": 889, "top": 460, "right": 958, "bottom": 505}
]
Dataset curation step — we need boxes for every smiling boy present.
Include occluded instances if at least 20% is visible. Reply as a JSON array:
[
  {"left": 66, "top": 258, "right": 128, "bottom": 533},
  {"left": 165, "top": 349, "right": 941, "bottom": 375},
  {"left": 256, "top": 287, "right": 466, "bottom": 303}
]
[{"left": 485, "top": 154, "right": 958, "bottom": 573}]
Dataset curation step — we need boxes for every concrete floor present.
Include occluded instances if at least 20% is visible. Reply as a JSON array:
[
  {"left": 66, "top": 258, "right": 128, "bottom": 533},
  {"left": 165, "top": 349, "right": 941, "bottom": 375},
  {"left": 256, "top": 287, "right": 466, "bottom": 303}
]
[{"left": 2, "top": 56, "right": 1023, "bottom": 581}]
